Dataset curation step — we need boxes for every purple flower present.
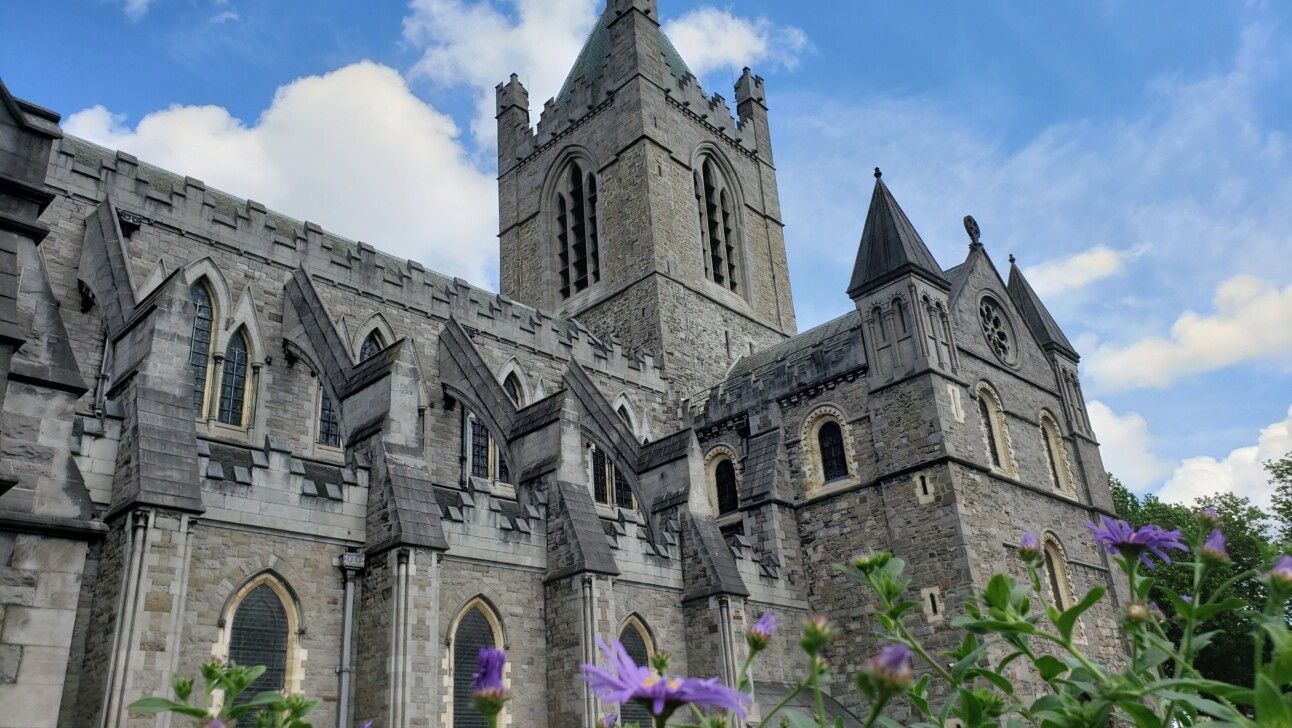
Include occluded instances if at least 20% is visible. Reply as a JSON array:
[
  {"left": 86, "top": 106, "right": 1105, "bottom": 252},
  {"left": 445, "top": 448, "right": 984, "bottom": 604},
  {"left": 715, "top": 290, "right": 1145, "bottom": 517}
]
[
  {"left": 746, "top": 612, "right": 776, "bottom": 651},
  {"left": 204, "top": 721, "right": 224, "bottom": 728},
  {"left": 1269, "top": 555, "right": 1292, "bottom": 589},
  {"left": 597, "top": 713, "right": 618, "bottom": 728},
  {"left": 358, "top": 722, "right": 372, "bottom": 728},
  {"left": 1201, "top": 529, "right": 1230, "bottom": 563},
  {"left": 581, "top": 638, "right": 750, "bottom": 720},
  {"left": 1085, "top": 515, "right": 1188, "bottom": 569},
  {"left": 472, "top": 647, "right": 508, "bottom": 716},
  {"left": 1019, "top": 533, "right": 1040, "bottom": 562},
  {"left": 1199, "top": 507, "right": 1220, "bottom": 525},
  {"left": 1180, "top": 594, "right": 1192, "bottom": 604},
  {"left": 862, "top": 643, "right": 914, "bottom": 691}
]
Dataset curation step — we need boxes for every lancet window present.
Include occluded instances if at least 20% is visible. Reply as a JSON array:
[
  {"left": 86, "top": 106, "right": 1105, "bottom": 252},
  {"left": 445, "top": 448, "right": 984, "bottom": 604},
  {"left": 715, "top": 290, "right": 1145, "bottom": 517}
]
[
  {"left": 554, "top": 159, "right": 600, "bottom": 299},
  {"left": 695, "top": 155, "right": 741, "bottom": 293},
  {"left": 189, "top": 282, "right": 215, "bottom": 416},
  {"left": 217, "top": 329, "right": 250, "bottom": 426}
]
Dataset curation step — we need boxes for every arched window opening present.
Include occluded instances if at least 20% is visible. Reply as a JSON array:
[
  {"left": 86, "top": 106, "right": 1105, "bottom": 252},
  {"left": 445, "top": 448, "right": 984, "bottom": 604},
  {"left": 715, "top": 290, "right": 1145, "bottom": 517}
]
[
  {"left": 1040, "top": 414, "right": 1073, "bottom": 495},
  {"left": 452, "top": 603, "right": 502, "bottom": 728},
  {"left": 928, "top": 591, "right": 939, "bottom": 616},
  {"left": 1043, "top": 541, "right": 1072, "bottom": 611},
  {"left": 218, "top": 329, "right": 250, "bottom": 426},
  {"left": 554, "top": 159, "right": 600, "bottom": 300},
  {"left": 228, "top": 584, "right": 288, "bottom": 704},
  {"left": 976, "top": 387, "right": 1007, "bottom": 470},
  {"left": 613, "top": 466, "right": 633, "bottom": 510},
  {"left": 617, "top": 405, "right": 633, "bottom": 431},
  {"left": 715, "top": 459, "right": 739, "bottom": 515},
  {"left": 318, "top": 387, "right": 340, "bottom": 447},
  {"left": 695, "top": 155, "right": 741, "bottom": 293},
  {"left": 592, "top": 447, "right": 608, "bottom": 504},
  {"left": 818, "top": 421, "right": 848, "bottom": 482},
  {"left": 894, "top": 298, "right": 908, "bottom": 335},
  {"left": 872, "top": 306, "right": 888, "bottom": 343},
  {"left": 358, "top": 330, "right": 385, "bottom": 363},
  {"left": 189, "top": 282, "right": 215, "bottom": 416},
  {"left": 618, "top": 620, "right": 654, "bottom": 727},
  {"left": 503, "top": 373, "right": 523, "bottom": 408}
]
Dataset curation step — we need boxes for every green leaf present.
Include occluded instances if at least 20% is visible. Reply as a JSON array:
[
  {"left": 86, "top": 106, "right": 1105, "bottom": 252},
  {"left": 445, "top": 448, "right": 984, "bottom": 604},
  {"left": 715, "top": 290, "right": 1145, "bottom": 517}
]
[
  {"left": 1056, "top": 586, "right": 1105, "bottom": 642},
  {"left": 128, "top": 698, "right": 188, "bottom": 714},
  {"left": 1254, "top": 673, "right": 1292, "bottom": 726},
  {"left": 986, "top": 574, "right": 1014, "bottom": 610},
  {"left": 974, "top": 668, "right": 1015, "bottom": 696},
  {"left": 1034, "top": 656, "right": 1067, "bottom": 682},
  {"left": 1117, "top": 701, "right": 1163, "bottom": 728}
]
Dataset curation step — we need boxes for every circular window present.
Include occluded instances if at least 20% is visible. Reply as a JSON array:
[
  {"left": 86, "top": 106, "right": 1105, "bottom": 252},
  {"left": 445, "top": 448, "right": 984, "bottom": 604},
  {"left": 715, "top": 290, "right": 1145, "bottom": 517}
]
[{"left": 978, "top": 295, "right": 1018, "bottom": 365}]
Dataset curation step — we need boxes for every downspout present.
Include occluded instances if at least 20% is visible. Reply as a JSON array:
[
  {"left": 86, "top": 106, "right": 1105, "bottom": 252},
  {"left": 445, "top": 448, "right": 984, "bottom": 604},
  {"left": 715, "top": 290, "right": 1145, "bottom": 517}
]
[
  {"left": 717, "top": 596, "right": 737, "bottom": 687},
  {"left": 580, "top": 575, "right": 596, "bottom": 728},
  {"left": 337, "top": 552, "right": 364, "bottom": 728}
]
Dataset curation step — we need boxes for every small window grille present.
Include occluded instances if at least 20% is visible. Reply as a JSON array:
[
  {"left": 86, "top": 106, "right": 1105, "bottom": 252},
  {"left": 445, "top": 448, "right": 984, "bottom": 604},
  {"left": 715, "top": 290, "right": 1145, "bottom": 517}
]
[
  {"left": 452, "top": 607, "right": 496, "bottom": 728},
  {"left": 592, "top": 448, "right": 608, "bottom": 504},
  {"left": 470, "top": 419, "right": 490, "bottom": 479},
  {"left": 619, "top": 624, "right": 653, "bottom": 727},
  {"left": 818, "top": 422, "right": 848, "bottom": 482},
  {"left": 318, "top": 389, "right": 340, "bottom": 447},
  {"left": 189, "top": 284, "right": 214, "bottom": 415},
  {"left": 715, "top": 459, "right": 739, "bottom": 515},
  {"left": 228, "top": 585, "right": 288, "bottom": 705},
  {"left": 218, "top": 330, "right": 249, "bottom": 425}
]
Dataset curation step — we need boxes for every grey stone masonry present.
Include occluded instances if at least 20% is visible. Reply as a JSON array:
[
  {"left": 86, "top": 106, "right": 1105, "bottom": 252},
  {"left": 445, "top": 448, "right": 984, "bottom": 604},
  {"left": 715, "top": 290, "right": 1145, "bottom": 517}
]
[{"left": 0, "top": 13, "right": 1126, "bottom": 725}]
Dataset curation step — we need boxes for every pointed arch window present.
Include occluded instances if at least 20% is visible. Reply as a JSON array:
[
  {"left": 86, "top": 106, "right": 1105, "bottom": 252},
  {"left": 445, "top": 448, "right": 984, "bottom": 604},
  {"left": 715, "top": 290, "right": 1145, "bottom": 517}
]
[
  {"left": 618, "top": 619, "right": 655, "bottom": 727},
  {"left": 358, "top": 331, "right": 385, "bottom": 363},
  {"left": 715, "top": 458, "right": 739, "bottom": 515},
  {"left": 451, "top": 601, "right": 502, "bottom": 728},
  {"left": 554, "top": 159, "right": 600, "bottom": 300},
  {"left": 1040, "top": 413, "right": 1073, "bottom": 495},
  {"left": 189, "top": 282, "right": 215, "bottom": 416},
  {"left": 503, "top": 373, "right": 523, "bottom": 408},
  {"left": 976, "top": 385, "right": 1012, "bottom": 473},
  {"left": 318, "top": 386, "right": 340, "bottom": 448},
  {"left": 592, "top": 447, "right": 608, "bottom": 504},
  {"left": 470, "top": 418, "right": 490, "bottom": 479},
  {"left": 217, "top": 329, "right": 250, "bottom": 426},
  {"left": 1042, "top": 539, "right": 1074, "bottom": 611},
  {"left": 228, "top": 584, "right": 288, "bottom": 704},
  {"left": 818, "top": 421, "right": 848, "bottom": 482},
  {"left": 695, "top": 155, "right": 741, "bottom": 293},
  {"left": 613, "top": 466, "right": 633, "bottom": 509}
]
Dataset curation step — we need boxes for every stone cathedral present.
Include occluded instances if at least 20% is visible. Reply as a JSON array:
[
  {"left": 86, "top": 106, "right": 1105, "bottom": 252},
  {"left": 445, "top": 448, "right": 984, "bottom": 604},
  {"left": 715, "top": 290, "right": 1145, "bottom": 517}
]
[{"left": 0, "top": 1, "right": 1127, "bottom": 727}]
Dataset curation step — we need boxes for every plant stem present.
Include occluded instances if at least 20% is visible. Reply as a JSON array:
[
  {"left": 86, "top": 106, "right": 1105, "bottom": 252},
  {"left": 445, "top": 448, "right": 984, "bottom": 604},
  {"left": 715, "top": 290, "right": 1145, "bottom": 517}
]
[
  {"left": 757, "top": 683, "right": 805, "bottom": 728},
  {"left": 860, "top": 695, "right": 890, "bottom": 728}
]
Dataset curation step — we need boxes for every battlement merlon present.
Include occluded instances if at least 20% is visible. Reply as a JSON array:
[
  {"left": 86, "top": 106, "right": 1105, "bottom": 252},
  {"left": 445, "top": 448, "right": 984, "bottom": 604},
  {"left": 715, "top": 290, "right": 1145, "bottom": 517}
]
[
  {"left": 496, "top": 73, "right": 533, "bottom": 167},
  {"left": 734, "top": 67, "right": 772, "bottom": 165}
]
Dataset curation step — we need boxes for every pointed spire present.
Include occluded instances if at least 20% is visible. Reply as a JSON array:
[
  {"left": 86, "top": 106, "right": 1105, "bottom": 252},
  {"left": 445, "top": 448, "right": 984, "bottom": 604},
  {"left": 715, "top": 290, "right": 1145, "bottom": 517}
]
[
  {"left": 1006, "top": 258, "right": 1079, "bottom": 360},
  {"left": 556, "top": 0, "right": 691, "bottom": 105},
  {"left": 847, "top": 170, "right": 950, "bottom": 299}
]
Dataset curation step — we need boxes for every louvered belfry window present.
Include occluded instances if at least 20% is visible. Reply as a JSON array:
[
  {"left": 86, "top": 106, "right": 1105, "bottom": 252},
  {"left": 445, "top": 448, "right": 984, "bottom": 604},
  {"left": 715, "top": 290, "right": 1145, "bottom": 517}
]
[
  {"left": 189, "top": 283, "right": 214, "bottom": 415},
  {"left": 715, "top": 459, "right": 739, "bottom": 515},
  {"left": 695, "top": 157, "right": 740, "bottom": 293},
  {"left": 555, "top": 161, "right": 600, "bottom": 300},
  {"left": 619, "top": 624, "right": 653, "bottom": 727},
  {"left": 453, "top": 607, "right": 496, "bottom": 728},
  {"left": 818, "top": 421, "right": 848, "bottom": 482},
  {"left": 228, "top": 584, "right": 288, "bottom": 704},
  {"left": 218, "top": 330, "right": 249, "bottom": 425}
]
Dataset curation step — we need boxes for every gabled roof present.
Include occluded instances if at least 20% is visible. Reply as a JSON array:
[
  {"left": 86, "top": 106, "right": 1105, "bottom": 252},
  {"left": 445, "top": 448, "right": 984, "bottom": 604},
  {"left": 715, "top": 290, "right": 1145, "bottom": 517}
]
[
  {"left": 1006, "top": 260, "right": 1079, "bottom": 360},
  {"left": 557, "top": 3, "right": 693, "bottom": 103},
  {"left": 847, "top": 172, "right": 949, "bottom": 299}
]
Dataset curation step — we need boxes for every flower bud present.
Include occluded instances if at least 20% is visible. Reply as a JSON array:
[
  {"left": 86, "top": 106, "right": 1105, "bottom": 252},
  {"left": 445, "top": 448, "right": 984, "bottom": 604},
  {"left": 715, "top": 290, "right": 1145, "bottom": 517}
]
[
  {"left": 1268, "top": 555, "right": 1292, "bottom": 591},
  {"left": 1198, "top": 506, "right": 1220, "bottom": 527},
  {"left": 746, "top": 612, "right": 776, "bottom": 653},
  {"left": 800, "top": 613, "right": 836, "bottom": 654},
  {"left": 1124, "top": 601, "right": 1150, "bottom": 623},
  {"left": 1200, "top": 529, "right": 1231, "bottom": 564},
  {"left": 1018, "top": 533, "right": 1041, "bottom": 563},
  {"left": 649, "top": 652, "right": 671, "bottom": 675},
  {"left": 851, "top": 551, "right": 891, "bottom": 574},
  {"left": 596, "top": 713, "right": 617, "bottom": 728},
  {"left": 862, "top": 643, "right": 914, "bottom": 693}
]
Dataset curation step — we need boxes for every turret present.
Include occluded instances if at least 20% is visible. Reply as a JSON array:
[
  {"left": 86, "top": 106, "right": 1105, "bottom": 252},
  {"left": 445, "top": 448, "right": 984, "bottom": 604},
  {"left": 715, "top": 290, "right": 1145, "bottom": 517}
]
[
  {"left": 735, "top": 68, "right": 772, "bottom": 163},
  {"left": 495, "top": 73, "right": 532, "bottom": 169}
]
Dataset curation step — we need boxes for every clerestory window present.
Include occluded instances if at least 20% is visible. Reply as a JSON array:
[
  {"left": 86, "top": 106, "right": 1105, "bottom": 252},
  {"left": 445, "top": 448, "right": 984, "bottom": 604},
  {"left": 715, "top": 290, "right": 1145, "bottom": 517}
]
[
  {"left": 358, "top": 330, "right": 385, "bottom": 363},
  {"left": 217, "top": 329, "right": 250, "bottom": 426},
  {"left": 189, "top": 282, "right": 215, "bottom": 416}
]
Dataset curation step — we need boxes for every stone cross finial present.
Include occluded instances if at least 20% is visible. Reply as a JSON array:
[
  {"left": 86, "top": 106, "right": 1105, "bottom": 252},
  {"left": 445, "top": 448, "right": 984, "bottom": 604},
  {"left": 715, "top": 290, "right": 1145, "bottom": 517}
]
[{"left": 964, "top": 215, "right": 981, "bottom": 248}]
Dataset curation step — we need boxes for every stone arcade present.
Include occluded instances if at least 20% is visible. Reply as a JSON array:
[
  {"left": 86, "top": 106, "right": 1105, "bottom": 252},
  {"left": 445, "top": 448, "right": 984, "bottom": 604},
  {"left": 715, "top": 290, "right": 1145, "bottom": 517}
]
[{"left": 0, "top": 1, "right": 1125, "bottom": 726}]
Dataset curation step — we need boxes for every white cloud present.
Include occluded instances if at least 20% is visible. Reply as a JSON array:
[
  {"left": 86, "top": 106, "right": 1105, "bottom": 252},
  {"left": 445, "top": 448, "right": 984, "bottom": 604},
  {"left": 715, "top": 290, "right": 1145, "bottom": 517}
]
[
  {"left": 123, "top": 0, "right": 155, "bottom": 20},
  {"left": 65, "top": 62, "right": 499, "bottom": 284},
  {"left": 1157, "top": 404, "right": 1292, "bottom": 510},
  {"left": 1023, "top": 245, "right": 1137, "bottom": 298},
  {"left": 1088, "top": 400, "right": 1174, "bottom": 490},
  {"left": 403, "top": 0, "right": 601, "bottom": 146},
  {"left": 1084, "top": 275, "right": 1292, "bottom": 391},
  {"left": 662, "top": 8, "right": 809, "bottom": 78}
]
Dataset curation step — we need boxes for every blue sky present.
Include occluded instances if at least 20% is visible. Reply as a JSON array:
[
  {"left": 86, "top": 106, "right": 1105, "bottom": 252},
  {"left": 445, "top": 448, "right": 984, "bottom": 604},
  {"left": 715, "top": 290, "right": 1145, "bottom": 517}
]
[{"left": 4, "top": 0, "right": 1291, "bottom": 510}]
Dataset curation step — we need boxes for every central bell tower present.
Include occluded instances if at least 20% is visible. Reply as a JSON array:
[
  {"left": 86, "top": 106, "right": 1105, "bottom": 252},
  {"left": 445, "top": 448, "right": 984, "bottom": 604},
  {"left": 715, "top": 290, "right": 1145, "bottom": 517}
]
[{"left": 496, "top": 0, "right": 796, "bottom": 401}]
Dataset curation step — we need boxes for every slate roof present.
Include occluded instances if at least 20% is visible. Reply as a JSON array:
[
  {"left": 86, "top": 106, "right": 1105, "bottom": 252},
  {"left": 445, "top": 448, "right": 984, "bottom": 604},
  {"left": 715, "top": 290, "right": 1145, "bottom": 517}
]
[
  {"left": 847, "top": 174, "right": 950, "bottom": 298},
  {"left": 1007, "top": 261, "right": 1079, "bottom": 360},
  {"left": 557, "top": 3, "right": 693, "bottom": 104},
  {"left": 725, "top": 310, "right": 861, "bottom": 382}
]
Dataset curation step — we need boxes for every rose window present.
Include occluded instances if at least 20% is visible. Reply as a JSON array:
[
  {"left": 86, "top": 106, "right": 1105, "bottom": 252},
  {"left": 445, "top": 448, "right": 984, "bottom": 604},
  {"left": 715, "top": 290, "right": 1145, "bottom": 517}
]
[{"left": 979, "top": 296, "right": 1017, "bottom": 364}]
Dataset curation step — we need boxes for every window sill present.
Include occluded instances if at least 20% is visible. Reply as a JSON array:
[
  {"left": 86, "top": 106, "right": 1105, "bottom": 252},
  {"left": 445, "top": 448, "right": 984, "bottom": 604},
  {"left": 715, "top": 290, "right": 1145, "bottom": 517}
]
[{"left": 802, "top": 474, "right": 862, "bottom": 505}]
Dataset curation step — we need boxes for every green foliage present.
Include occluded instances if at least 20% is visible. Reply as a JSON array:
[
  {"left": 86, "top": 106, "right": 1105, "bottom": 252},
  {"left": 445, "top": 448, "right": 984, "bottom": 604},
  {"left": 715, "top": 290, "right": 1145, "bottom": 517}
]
[
  {"left": 1268, "top": 452, "right": 1292, "bottom": 543},
  {"left": 128, "top": 661, "right": 319, "bottom": 728}
]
